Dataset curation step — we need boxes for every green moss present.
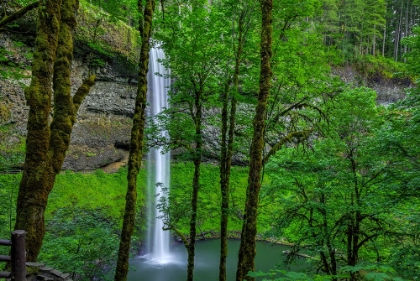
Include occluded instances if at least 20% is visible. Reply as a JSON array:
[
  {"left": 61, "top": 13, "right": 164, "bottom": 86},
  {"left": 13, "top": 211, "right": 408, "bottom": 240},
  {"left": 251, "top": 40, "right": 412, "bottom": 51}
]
[
  {"left": 75, "top": 1, "right": 141, "bottom": 66},
  {"left": 355, "top": 55, "right": 410, "bottom": 82},
  {"left": 26, "top": 264, "right": 40, "bottom": 275}
]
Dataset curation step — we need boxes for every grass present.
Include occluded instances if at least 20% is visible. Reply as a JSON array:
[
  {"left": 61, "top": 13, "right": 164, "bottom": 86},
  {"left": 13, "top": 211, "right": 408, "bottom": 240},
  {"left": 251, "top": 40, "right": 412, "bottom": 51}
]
[
  {"left": 0, "top": 161, "right": 282, "bottom": 273},
  {"left": 0, "top": 162, "right": 261, "bottom": 241}
]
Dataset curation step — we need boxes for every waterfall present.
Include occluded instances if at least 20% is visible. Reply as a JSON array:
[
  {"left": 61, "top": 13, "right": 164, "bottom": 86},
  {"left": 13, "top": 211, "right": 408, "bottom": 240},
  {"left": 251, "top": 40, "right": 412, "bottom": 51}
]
[{"left": 146, "top": 47, "right": 171, "bottom": 263}]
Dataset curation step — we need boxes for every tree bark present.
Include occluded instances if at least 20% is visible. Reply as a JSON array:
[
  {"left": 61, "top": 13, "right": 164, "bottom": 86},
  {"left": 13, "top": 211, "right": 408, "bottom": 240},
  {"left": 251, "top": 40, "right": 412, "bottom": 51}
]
[
  {"left": 235, "top": 0, "right": 272, "bottom": 280},
  {"left": 187, "top": 83, "right": 203, "bottom": 281},
  {"left": 219, "top": 7, "right": 245, "bottom": 281},
  {"left": 114, "top": 1, "right": 155, "bottom": 281},
  {"left": 394, "top": 0, "right": 404, "bottom": 61},
  {"left": 219, "top": 77, "right": 229, "bottom": 281},
  {"left": 15, "top": 0, "right": 95, "bottom": 262}
]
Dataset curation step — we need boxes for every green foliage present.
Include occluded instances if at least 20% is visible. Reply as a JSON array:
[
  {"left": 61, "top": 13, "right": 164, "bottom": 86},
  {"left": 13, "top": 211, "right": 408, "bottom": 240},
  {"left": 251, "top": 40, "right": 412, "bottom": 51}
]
[
  {"left": 355, "top": 55, "right": 408, "bottom": 81},
  {"left": 261, "top": 87, "right": 416, "bottom": 276},
  {"left": 377, "top": 28, "right": 420, "bottom": 279},
  {"left": 0, "top": 125, "right": 25, "bottom": 172},
  {"left": 248, "top": 270, "right": 331, "bottom": 281},
  {"left": 36, "top": 168, "right": 146, "bottom": 278},
  {"left": 402, "top": 26, "right": 420, "bottom": 80},
  {"left": 248, "top": 264, "right": 407, "bottom": 281},
  {"left": 81, "top": 0, "right": 139, "bottom": 27},
  {"left": 158, "top": 162, "right": 249, "bottom": 236},
  {"left": 0, "top": 172, "right": 19, "bottom": 250},
  {"left": 0, "top": 40, "right": 31, "bottom": 83},
  {"left": 39, "top": 207, "right": 120, "bottom": 281},
  {"left": 47, "top": 168, "right": 146, "bottom": 222},
  {"left": 334, "top": 0, "right": 386, "bottom": 59},
  {"left": 75, "top": 1, "right": 141, "bottom": 68},
  {"left": 0, "top": 162, "right": 250, "bottom": 275}
]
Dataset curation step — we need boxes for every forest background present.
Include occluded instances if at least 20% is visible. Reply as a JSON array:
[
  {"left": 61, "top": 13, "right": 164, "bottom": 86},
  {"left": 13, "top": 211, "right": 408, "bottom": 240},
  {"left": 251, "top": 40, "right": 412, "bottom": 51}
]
[{"left": 0, "top": 0, "right": 419, "bottom": 280}]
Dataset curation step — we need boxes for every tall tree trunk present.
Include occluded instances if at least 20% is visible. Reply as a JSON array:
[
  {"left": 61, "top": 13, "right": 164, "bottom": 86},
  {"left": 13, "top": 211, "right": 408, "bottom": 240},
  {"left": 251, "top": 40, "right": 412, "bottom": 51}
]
[
  {"left": 187, "top": 85, "right": 203, "bottom": 281},
  {"left": 114, "top": 0, "right": 155, "bottom": 280},
  {"left": 15, "top": 0, "right": 94, "bottom": 261},
  {"left": 235, "top": 0, "right": 272, "bottom": 280},
  {"left": 372, "top": 24, "right": 376, "bottom": 55},
  {"left": 404, "top": 0, "right": 410, "bottom": 60},
  {"left": 394, "top": 0, "right": 404, "bottom": 61},
  {"left": 15, "top": 1, "right": 61, "bottom": 260},
  {"left": 219, "top": 8, "right": 245, "bottom": 281},
  {"left": 219, "top": 78, "right": 230, "bottom": 281},
  {"left": 382, "top": 23, "right": 386, "bottom": 56}
]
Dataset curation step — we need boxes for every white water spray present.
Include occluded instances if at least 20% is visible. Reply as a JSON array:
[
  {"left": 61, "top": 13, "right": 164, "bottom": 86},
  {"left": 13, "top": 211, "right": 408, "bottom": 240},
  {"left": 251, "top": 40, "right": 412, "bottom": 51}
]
[{"left": 146, "top": 47, "right": 171, "bottom": 263}]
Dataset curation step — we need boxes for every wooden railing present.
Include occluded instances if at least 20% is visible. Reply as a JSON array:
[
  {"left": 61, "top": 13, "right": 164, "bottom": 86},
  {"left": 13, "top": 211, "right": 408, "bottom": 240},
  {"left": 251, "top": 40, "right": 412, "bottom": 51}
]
[{"left": 0, "top": 230, "right": 26, "bottom": 281}]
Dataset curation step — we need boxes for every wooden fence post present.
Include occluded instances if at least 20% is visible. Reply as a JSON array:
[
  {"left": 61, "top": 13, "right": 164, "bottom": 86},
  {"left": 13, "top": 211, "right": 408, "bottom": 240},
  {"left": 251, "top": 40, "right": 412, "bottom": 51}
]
[{"left": 11, "top": 230, "right": 26, "bottom": 281}]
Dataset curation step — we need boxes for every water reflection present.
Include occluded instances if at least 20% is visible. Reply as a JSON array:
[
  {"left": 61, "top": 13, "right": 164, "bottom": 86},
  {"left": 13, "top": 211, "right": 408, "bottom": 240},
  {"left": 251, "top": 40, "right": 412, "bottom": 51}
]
[{"left": 128, "top": 239, "right": 308, "bottom": 281}]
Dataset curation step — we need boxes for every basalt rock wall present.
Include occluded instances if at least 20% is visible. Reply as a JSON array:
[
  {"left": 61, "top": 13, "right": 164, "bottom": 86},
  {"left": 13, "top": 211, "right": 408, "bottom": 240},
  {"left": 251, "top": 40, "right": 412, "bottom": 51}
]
[
  {"left": 0, "top": 34, "right": 411, "bottom": 171},
  {"left": 0, "top": 34, "right": 136, "bottom": 171}
]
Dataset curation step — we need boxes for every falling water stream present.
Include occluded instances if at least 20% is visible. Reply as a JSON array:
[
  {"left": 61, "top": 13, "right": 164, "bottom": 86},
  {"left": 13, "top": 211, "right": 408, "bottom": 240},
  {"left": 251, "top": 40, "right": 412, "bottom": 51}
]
[
  {"left": 128, "top": 48, "right": 308, "bottom": 280},
  {"left": 145, "top": 47, "right": 171, "bottom": 263}
]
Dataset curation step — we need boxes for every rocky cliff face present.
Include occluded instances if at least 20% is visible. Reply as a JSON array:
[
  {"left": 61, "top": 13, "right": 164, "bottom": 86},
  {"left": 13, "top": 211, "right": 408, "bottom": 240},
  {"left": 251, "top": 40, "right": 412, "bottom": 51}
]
[
  {"left": 0, "top": 34, "right": 137, "bottom": 171},
  {"left": 0, "top": 33, "right": 411, "bottom": 172},
  {"left": 62, "top": 58, "right": 137, "bottom": 171},
  {"left": 333, "top": 64, "right": 411, "bottom": 104}
]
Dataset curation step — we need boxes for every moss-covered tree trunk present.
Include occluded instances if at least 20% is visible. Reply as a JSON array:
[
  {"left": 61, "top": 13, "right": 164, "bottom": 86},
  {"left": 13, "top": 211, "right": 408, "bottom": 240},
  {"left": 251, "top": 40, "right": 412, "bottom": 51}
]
[
  {"left": 235, "top": 0, "right": 272, "bottom": 280},
  {"left": 114, "top": 0, "right": 155, "bottom": 280},
  {"left": 219, "top": 8, "right": 245, "bottom": 281},
  {"left": 187, "top": 83, "right": 203, "bottom": 281},
  {"left": 15, "top": 0, "right": 95, "bottom": 262},
  {"left": 15, "top": 1, "right": 61, "bottom": 260}
]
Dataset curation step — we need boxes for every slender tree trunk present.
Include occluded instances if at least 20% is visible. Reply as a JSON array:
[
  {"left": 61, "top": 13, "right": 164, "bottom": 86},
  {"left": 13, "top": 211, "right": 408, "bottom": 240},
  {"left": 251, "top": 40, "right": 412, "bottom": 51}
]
[
  {"left": 394, "top": 0, "right": 404, "bottom": 61},
  {"left": 382, "top": 24, "right": 386, "bottom": 56},
  {"left": 219, "top": 8, "right": 245, "bottom": 281},
  {"left": 404, "top": 0, "right": 409, "bottom": 60},
  {"left": 319, "top": 193, "right": 338, "bottom": 279},
  {"left": 372, "top": 24, "right": 376, "bottom": 55},
  {"left": 348, "top": 151, "right": 361, "bottom": 281},
  {"left": 219, "top": 78, "right": 230, "bottom": 281},
  {"left": 114, "top": 1, "right": 155, "bottom": 280},
  {"left": 236, "top": 0, "right": 272, "bottom": 280},
  {"left": 187, "top": 85, "right": 203, "bottom": 281},
  {"left": 15, "top": 0, "right": 94, "bottom": 261}
]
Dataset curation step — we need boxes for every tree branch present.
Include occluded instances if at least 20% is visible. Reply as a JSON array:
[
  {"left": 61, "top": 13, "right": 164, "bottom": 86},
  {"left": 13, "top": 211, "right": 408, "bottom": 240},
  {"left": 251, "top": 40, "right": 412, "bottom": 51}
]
[
  {"left": 0, "top": 1, "right": 40, "bottom": 29},
  {"left": 72, "top": 74, "right": 96, "bottom": 118},
  {"left": 163, "top": 225, "right": 189, "bottom": 248},
  {"left": 263, "top": 130, "right": 311, "bottom": 164}
]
